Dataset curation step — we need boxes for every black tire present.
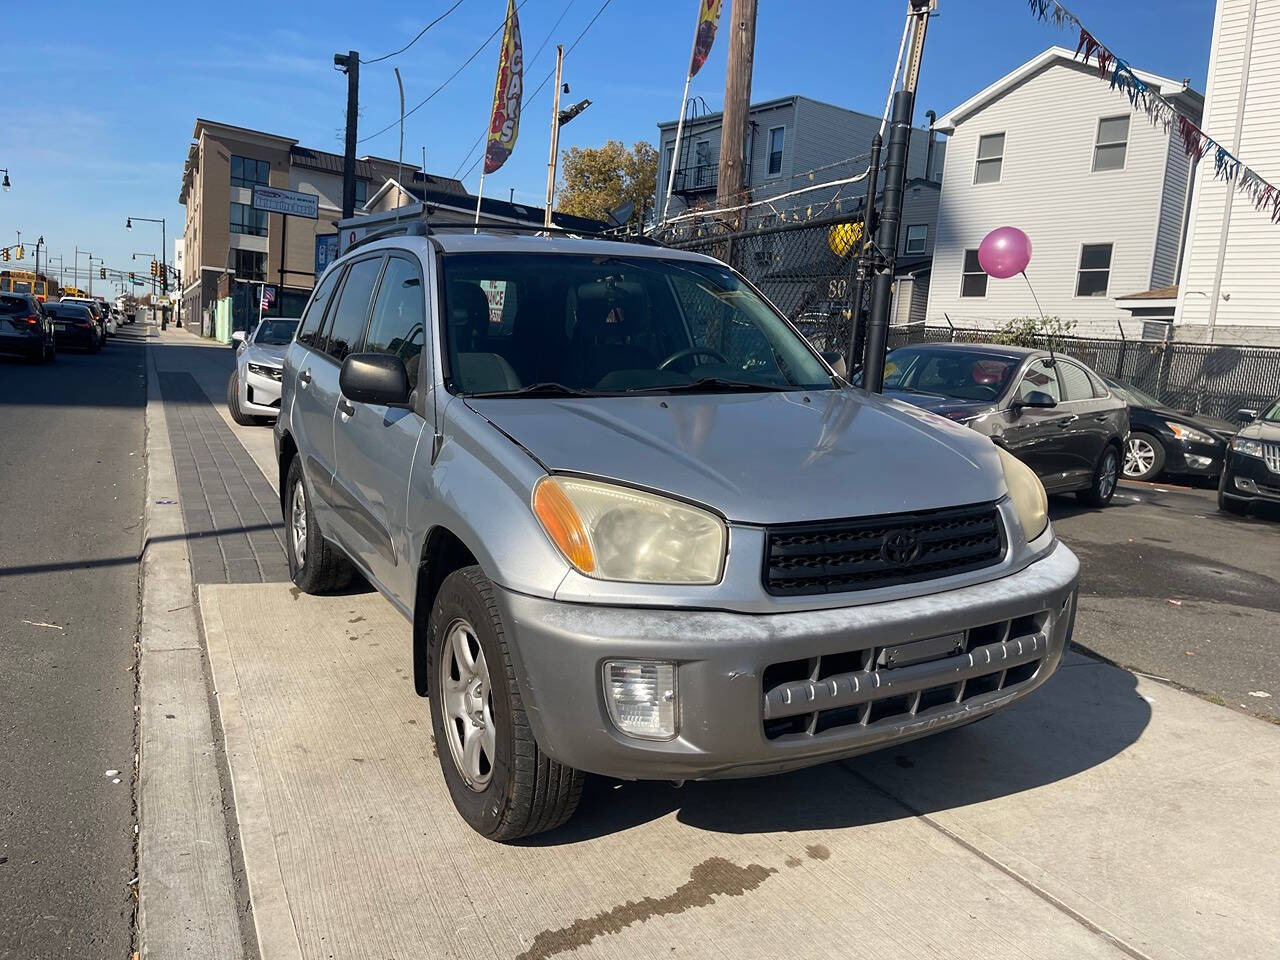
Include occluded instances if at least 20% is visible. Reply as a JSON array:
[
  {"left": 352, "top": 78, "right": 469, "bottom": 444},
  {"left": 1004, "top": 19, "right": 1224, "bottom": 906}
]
[
  {"left": 427, "top": 566, "right": 584, "bottom": 841},
  {"left": 1123, "top": 432, "right": 1164, "bottom": 482},
  {"left": 227, "top": 369, "right": 257, "bottom": 426},
  {"left": 1078, "top": 444, "right": 1121, "bottom": 507},
  {"left": 1217, "top": 471, "right": 1248, "bottom": 515},
  {"left": 283, "top": 456, "right": 353, "bottom": 593}
]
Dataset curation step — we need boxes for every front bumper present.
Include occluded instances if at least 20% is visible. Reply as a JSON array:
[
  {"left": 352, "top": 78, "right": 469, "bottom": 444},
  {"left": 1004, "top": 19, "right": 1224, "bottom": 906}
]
[
  {"left": 241, "top": 364, "right": 283, "bottom": 417},
  {"left": 498, "top": 540, "right": 1080, "bottom": 781},
  {"left": 1223, "top": 451, "right": 1280, "bottom": 502},
  {"left": 1164, "top": 436, "right": 1225, "bottom": 477}
]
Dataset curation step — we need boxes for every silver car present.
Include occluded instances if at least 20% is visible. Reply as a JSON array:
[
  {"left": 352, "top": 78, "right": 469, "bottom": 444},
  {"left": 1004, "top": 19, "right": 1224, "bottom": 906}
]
[
  {"left": 276, "top": 230, "right": 1079, "bottom": 841},
  {"left": 228, "top": 318, "right": 299, "bottom": 424}
]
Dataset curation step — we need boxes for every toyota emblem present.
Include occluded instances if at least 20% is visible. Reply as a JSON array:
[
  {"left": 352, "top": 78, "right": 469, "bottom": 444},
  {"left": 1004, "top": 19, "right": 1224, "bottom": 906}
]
[{"left": 881, "top": 529, "right": 922, "bottom": 566}]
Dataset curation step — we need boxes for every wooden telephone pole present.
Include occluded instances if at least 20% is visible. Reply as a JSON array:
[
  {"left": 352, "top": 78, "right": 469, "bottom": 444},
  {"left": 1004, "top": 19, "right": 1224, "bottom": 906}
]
[{"left": 715, "top": 0, "right": 758, "bottom": 229}]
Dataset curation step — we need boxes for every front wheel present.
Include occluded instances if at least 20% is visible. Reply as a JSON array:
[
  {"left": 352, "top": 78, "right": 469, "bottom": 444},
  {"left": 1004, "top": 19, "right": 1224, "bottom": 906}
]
[
  {"left": 1078, "top": 445, "right": 1120, "bottom": 507},
  {"left": 427, "top": 567, "right": 584, "bottom": 841},
  {"left": 1123, "top": 432, "right": 1164, "bottom": 481},
  {"left": 226, "top": 370, "right": 257, "bottom": 426}
]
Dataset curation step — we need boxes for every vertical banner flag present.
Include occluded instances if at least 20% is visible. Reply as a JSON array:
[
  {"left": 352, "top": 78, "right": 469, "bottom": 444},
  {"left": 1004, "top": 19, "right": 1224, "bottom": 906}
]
[
  {"left": 689, "top": 0, "right": 724, "bottom": 78},
  {"left": 484, "top": 0, "right": 524, "bottom": 175}
]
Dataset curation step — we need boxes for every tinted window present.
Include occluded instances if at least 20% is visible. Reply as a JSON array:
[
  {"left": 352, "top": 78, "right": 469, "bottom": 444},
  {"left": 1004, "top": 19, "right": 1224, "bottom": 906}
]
[
  {"left": 883, "top": 348, "right": 1019, "bottom": 401},
  {"left": 364, "top": 257, "right": 426, "bottom": 391},
  {"left": 323, "top": 257, "right": 383, "bottom": 362},
  {"left": 1056, "top": 361, "right": 1096, "bottom": 401},
  {"left": 1017, "top": 359, "right": 1061, "bottom": 403},
  {"left": 0, "top": 295, "right": 27, "bottom": 315},
  {"left": 297, "top": 268, "right": 341, "bottom": 348}
]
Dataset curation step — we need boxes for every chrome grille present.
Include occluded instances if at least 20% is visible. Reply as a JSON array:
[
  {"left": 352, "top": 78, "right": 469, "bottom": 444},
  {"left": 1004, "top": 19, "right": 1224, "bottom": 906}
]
[
  {"left": 763, "top": 502, "right": 1005, "bottom": 597},
  {"left": 1264, "top": 442, "right": 1280, "bottom": 474}
]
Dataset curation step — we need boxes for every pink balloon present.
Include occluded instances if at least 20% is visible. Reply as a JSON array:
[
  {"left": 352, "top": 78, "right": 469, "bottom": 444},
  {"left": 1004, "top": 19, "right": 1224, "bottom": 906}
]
[{"left": 978, "top": 226, "right": 1032, "bottom": 279}]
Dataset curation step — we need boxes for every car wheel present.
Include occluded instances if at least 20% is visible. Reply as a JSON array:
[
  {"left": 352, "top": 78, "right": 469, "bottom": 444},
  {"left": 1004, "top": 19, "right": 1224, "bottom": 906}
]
[
  {"left": 283, "top": 456, "right": 353, "bottom": 593},
  {"left": 427, "top": 566, "right": 585, "bottom": 841},
  {"left": 226, "top": 370, "right": 257, "bottom": 426},
  {"left": 1123, "top": 432, "right": 1164, "bottom": 481},
  {"left": 1217, "top": 471, "right": 1248, "bottom": 515},
  {"left": 1078, "top": 444, "right": 1120, "bottom": 507}
]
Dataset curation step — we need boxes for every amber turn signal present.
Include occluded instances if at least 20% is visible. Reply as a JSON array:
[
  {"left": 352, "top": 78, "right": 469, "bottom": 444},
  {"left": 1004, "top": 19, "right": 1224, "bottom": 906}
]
[{"left": 532, "top": 477, "right": 595, "bottom": 573}]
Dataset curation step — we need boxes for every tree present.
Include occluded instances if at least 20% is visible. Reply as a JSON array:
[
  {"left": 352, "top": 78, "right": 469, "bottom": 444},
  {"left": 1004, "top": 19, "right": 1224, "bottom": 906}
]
[{"left": 556, "top": 140, "right": 657, "bottom": 224}]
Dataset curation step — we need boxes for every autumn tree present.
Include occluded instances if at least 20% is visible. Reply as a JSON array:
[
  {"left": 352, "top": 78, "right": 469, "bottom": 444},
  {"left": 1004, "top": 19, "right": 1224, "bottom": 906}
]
[{"left": 556, "top": 140, "right": 657, "bottom": 224}]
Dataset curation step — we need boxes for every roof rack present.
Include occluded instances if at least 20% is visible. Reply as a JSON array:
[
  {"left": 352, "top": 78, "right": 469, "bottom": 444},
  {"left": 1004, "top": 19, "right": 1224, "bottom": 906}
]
[
  {"left": 345, "top": 215, "right": 665, "bottom": 253},
  {"left": 346, "top": 219, "right": 429, "bottom": 253}
]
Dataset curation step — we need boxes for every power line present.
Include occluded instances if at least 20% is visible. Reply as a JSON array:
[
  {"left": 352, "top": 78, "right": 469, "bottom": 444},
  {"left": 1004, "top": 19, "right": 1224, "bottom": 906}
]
[
  {"left": 357, "top": 0, "right": 530, "bottom": 145},
  {"left": 361, "top": 0, "right": 467, "bottom": 64}
]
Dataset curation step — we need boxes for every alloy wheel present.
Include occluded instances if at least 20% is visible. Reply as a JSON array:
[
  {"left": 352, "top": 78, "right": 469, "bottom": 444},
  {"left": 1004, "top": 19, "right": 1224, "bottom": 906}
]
[
  {"left": 291, "top": 479, "right": 308, "bottom": 563},
  {"left": 1124, "top": 436, "right": 1156, "bottom": 478},
  {"left": 439, "top": 618, "right": 496, "bottom": 791},
  {"left": 1100, "top": 450, "right": 1119, "bottom": 499}
]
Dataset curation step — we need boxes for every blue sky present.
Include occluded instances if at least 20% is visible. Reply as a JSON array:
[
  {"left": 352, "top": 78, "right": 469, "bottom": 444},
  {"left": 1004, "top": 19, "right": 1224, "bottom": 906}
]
[{"left": 0, "top": 1, "right": 1213, "bottom": 290}]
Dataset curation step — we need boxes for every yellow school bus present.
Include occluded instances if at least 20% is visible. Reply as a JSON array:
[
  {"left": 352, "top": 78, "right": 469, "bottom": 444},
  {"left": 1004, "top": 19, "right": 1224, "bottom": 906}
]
[{"left": 0, "top": 270, "right": 55, "bottom": 302}]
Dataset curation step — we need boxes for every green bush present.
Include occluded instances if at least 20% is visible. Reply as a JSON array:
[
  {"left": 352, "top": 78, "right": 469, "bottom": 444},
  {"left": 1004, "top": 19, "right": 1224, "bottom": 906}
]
[{"left": 990, "top": 315, "right": 1076, "bottom": 348}]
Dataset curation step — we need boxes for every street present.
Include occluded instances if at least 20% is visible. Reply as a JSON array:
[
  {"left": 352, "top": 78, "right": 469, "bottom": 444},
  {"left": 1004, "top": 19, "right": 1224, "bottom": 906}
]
[{"left": 0, "top": 326, "right": 147, "bottom": 959}]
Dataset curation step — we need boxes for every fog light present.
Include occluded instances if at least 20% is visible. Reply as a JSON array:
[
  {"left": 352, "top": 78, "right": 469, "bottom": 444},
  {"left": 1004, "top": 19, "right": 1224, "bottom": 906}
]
[
  {"left": 603, "top": 661, "right": 677, "bottom": 740},
  {"left": 1235, "top": 477, "right": 1259, "bottom": 494},
  {"left": 1185, "top": 453, "right": 1213, "bottom": 469}
]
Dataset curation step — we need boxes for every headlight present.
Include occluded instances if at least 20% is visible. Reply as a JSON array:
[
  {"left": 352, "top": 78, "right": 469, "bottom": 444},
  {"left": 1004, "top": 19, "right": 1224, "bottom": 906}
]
[
  {"left": 532, "top": 476, "right": 726, "bottom": 584},
  {"left": 248, "top": 362, "right": 283, "bottom": 381},
  {"left": 995, "top": 445, "right": 1049, "bottom": 542},
  {"left": 1166, "top": 421, "right": 1217, "bottom": 445},
  {"left": 1233, "top": 436, "right": 1265, "bottom": 458}
]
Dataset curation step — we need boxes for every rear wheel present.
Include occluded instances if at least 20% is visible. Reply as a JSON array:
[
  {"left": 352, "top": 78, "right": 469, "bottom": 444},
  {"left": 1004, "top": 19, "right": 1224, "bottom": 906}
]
[
  {"left": 427, "top": 566, "right": 584, "bottom": 841},
  {"left": 226, "top": 369, "right": 257, "bottom": 426},
  {"left": 1078, "top": 444, "right": 1120, "bottom": 507},
  {"left": 283, "top": 456, "right": 353, "bottom": 593},
  {"left": 1123, "top": 432, "right": 1164, "bottom": 481}
]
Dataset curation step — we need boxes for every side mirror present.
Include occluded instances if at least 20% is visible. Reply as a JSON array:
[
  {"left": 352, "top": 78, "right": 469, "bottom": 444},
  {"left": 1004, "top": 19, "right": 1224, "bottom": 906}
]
[
  {"left": 340, "top": 353, "right": 411, "bottom": 407},
  {"left": 820, "top": 350, "right": 848, "bottom": 380},
  {"left": 231, "top": 329, "right": 247, "bottom": 347},
  {"left": 1014, "top": 390, "right": 1057, "bottom": 410},
  {"left": 1237, "top": 408, "right": 1258, "bottom": 424}
]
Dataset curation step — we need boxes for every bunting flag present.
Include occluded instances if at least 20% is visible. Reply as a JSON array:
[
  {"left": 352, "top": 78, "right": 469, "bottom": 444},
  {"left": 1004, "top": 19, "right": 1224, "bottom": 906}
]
[
  {"left": 483, "top": 0, "right": 524, "bottom": 175},
  {"left": 689, "top": 0, "right": 724, "bottom": 78},
  {"left": 1027, "top": 0, "right": 1280, "bottom": 225}
]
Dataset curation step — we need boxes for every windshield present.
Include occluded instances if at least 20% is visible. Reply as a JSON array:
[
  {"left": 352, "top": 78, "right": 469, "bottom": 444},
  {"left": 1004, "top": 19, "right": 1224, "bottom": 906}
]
[
  {"left": 1104, "top": 377, "right": 1161, "bottom": 409},
  {"left": 1262, "top": 399, "right": 1280, "bottom": 423},
  {"left": 255, "top": 318, "right": 299, "bottom": 345},
  {"left": 441, "top": 252, "right": 832, "bottom": 396},
  {"left": 883, "top": 347, "right": 1020, "bottom": 402},
  {"left": 14, "top": 281, "right": 31, "bottom": 293}
]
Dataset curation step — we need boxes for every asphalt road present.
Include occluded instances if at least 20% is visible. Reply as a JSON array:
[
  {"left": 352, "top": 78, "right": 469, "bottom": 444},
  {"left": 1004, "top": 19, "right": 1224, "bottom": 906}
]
[
  {"left": 1052, "top": 479, "right": 1280, "bottom": 721},
  {"left": 0, "top": 324, "right": 146, "bottom": 958}
]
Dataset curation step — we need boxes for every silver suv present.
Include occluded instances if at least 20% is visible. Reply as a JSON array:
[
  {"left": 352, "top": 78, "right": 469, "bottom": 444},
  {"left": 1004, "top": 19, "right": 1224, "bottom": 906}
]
[{"left": 275, "top": 228, "right": 1080, "bottom": 840}]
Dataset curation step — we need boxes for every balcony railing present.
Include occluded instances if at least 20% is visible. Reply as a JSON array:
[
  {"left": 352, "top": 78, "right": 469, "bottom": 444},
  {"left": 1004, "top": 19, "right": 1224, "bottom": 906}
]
[{"left": 671, "top": 163, "right": 718, "bottom": 194}]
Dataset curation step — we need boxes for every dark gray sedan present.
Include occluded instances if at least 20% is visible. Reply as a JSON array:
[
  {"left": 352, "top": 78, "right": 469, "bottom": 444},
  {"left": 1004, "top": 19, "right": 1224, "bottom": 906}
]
[{"left": 883, "top": 343, "right": 1129, "bottom": 506}]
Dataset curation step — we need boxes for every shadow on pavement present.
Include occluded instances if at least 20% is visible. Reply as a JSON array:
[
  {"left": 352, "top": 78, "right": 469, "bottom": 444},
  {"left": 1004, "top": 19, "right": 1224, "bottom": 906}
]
[{"left": 521, "top": 658, "right": 1150, "bottom": 845}]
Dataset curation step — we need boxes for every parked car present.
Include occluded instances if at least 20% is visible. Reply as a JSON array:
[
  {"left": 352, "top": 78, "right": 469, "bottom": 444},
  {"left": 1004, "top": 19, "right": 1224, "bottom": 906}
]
[
  {"left": 227, "top": 318, "right": 299, "bottom": 425},
  {"left": 61, "top": 296, "right": 111, "bottom": 338},
  {"left": 43, "top": 301, "right": 103, "bottom": 353},
  {"left": 1100, "top": 376, "right": 1237, "bottom": 482},
  {"left": 1219, "top": 398, "right": 1280, "bottom": 515},
  {"left": 275, "top": 231, "right": 1080, "bottom": 840},
  {"left": 0, "top": 292, "right": 55, "bottom": 362},
  {"left": 881, "top": 343, "right": 1129, "bottom": 506}
]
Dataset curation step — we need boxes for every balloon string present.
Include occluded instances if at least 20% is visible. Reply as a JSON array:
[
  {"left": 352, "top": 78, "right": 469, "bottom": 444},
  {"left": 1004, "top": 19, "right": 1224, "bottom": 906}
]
[{"left": 1021, "top": 270, "right": 1045, "bottom": 320}]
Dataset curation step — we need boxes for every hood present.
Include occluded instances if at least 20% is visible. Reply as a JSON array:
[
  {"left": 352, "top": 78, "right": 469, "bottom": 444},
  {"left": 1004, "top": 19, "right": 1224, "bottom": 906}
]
[
  {"left": 464, "top": 389, "right": 1007, "bottom": 525},
  {"left": 1148, "top": 407, "right": 1239, "bottom": 437},
  {"left": 883, "top": 389, "right": 993, "bottom": 421},
  {"left": 1239, "top": 418, "right": 1280, "bottom": 442},
  {"left": 244, "top": 342, "right": 289, "bottom": 366}
]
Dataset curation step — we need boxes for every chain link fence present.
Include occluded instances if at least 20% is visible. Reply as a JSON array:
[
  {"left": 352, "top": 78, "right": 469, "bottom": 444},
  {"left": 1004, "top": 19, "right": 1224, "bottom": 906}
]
[{"left": 887, "top": 325, "right": 1280, "bottom": 421}]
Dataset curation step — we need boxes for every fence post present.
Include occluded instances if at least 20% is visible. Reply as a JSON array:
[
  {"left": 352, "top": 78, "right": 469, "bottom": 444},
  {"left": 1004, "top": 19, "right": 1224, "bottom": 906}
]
[{"left": 1115, "top": 323, "right": 1127, "bottom": 378}]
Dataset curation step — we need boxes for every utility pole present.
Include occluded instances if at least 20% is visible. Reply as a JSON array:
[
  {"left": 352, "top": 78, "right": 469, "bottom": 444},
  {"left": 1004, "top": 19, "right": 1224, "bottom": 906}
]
[
  {"left": 335, "top": 51, "right": 360, "bottom": 220},
  {"left": 715, "top": 0, "right": 757, "bottom": 230},
  {"left": 864, "top": 0, "right": 933, "bottom": 393},
  {"left": 544, "top": 46, "right": 565, "bottom": 229},
  {"left": 847, "top": 133, "right": 882, "bottom": 370}
]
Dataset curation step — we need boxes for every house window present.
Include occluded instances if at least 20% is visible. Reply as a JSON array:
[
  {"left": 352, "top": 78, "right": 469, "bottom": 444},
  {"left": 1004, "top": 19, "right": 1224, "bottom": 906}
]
[
  {"left": 233, "top": 248, "right": 266, "bottom": 282},
  {"left": 694, "top": 141, "right": 714, "bottom": 187},
  {"left": 1076, "top": 243, "right": 1113, "bottom": 297},
  {"left": 904, "top": 225, "right": 927, "bottom": 255},
  {"left": 961, "top": 249, "right": 987, "bottom": 297},
  {"left": 1093, "top": 115, "right": 1129, "bottom": 172},
  {"left": 230, "top": 155, "right": 271, "bottom": 189},
  {"left": 973, "top": 133, "right": 1004, "bottom": 184},
  {"left": 768, "top": 126, "right": 785, "bottom": 176},
  {"left": 229, "top": 202, "right": 268, "bottom": 236},
  {"left": 354, "top": 178, "right": 369, "bottom": 207}
]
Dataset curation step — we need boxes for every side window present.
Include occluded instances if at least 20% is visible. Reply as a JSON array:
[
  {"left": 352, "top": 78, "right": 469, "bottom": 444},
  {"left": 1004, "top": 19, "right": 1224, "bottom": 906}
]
[
  {"left": 1056, "top": 361, "right": 1096, "bottom": 401},
  {"left": 297, "top": 267, "right": 341, "bottom": 348},
  {"left": 364, "top": 256, "right": 426, "bottom": 391},
  {"left": 1017, "top": 359, "right": 1061, "bottom": 403},
  {"left": 322, "top": 256, "right": 383, "bottom": 363}
]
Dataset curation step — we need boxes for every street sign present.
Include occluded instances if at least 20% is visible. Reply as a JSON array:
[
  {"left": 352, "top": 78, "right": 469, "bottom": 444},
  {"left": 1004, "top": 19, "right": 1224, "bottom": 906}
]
[
  {"left": 315, "top": 234, "right": 339, "bottom": 276},
  {"left": 251, "top": 185, "right": 319, "bottom": 220}
]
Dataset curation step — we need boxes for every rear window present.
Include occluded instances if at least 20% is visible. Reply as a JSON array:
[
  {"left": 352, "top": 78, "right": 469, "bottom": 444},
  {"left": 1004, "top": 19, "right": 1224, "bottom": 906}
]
[{"left": 0, "top": 295, "right": 30, "bottom": 315}]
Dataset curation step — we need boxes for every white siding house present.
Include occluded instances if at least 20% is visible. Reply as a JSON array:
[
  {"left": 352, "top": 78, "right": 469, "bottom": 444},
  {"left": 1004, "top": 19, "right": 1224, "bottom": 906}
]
[
  {"left": 1175, "top": 0, "right": 1280, "bottom": 345},
  {"left": 924, "top": 47, "right": 1203, "bottom": 337}
]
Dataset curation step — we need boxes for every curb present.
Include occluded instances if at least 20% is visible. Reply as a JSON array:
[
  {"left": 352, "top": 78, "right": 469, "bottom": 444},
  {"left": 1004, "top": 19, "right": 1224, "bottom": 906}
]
[{"left": 137, "top": 325, "right": 247, "bottom": 959}]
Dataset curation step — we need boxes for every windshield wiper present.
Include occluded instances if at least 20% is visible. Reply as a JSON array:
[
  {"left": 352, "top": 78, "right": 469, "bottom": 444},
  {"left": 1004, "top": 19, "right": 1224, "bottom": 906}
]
[
  {"left": 468, "top": 382, "right": 596, "bottom": 398},
  {"left": 626, "top": 377, "right": 794, "bottom": 395}
]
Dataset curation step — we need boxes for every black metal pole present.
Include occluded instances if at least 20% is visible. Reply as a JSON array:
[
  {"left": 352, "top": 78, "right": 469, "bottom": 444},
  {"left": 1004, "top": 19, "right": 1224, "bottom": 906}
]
[
  {"left": 338, "top": 51, "right": 360, "bottom": 220},
  {"left": 864, "top": 90, "right": 915, "bottom": 393},
  {"left": 847, "top": 133, "right": 882, "bottom": 371}
]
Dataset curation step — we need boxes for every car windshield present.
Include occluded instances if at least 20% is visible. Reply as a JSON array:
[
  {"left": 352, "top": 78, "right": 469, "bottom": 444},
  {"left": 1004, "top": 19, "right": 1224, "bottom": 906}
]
[
  {"left": 440, "top": 252, "right": 833, "bottom": 396},
  {"left": 1262, "top": 399, "right": 1280, "bottom": 423},
  {"left": 1104, "top": 378, "right": 1161, "bottom": 409},
  {"left": 255, "top": 319, "right": 299, "bottom": 345},
  {"left": 882, "top": 347, "right": 1020, "bottom": 401}
]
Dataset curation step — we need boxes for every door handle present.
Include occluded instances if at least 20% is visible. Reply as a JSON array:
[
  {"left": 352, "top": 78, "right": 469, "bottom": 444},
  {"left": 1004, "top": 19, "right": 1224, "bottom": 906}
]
[
  {"left": 337, "top": 397, "right": 356, "bottom": 418},
  {"left": 1056, "top": 415, "right": 1079, "bottom": 428},
  {"left": 298, "top": 368, "right": 312, "bottom": 387}
]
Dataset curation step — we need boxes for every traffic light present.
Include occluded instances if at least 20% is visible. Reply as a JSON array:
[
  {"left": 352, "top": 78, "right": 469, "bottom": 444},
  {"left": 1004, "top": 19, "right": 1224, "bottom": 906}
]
[
  {"left": 150, "top": 260, "right": 158, "bottom": 277},
  {"left": 1, "top": 248, "right": 8, "bottom": 261},
  {"left": 100, "top": 266, "right": 107, "bottom": 280},
  {"left": 15, "top": 245, "right": 23, "bottom": 260},
  {"left": 129, "top": 271, "right": 136, "bottom": 283}
]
